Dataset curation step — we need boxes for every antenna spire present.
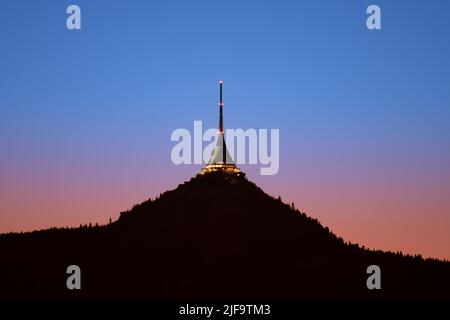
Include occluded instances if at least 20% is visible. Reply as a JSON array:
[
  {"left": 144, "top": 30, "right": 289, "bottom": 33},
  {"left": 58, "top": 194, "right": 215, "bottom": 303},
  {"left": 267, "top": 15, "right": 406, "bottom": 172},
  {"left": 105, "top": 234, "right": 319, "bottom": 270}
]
[
  {"left": 200, "top": 80, "right": 242, "bottom": 176},
  {"left": 219, "top": 80, "right": 223, "bottom": 133}
]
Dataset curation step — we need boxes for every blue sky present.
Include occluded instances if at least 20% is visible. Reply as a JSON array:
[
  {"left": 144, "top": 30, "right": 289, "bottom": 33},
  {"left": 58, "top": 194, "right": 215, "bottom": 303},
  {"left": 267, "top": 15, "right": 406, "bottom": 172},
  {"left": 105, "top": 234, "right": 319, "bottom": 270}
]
[
  {"left": 1, "top": 0, "right": 450, "bottom": 259},
  {"left": 1, "top": 1, "right": 450, "bottom": 149}
]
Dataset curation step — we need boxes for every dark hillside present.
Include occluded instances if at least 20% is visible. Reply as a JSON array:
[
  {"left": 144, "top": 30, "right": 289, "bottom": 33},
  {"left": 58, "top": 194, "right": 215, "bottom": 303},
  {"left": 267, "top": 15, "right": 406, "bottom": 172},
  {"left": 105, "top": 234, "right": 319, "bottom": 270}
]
[{"left": 1, "top": 172, "right": 449, "bottom": 299}]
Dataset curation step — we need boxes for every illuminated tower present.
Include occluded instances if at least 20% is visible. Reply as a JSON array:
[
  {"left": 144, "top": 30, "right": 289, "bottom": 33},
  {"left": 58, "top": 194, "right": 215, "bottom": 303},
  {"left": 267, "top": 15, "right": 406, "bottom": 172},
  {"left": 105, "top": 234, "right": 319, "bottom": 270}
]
[{"left": 200, "top": 81, "right": 241, "bottom": 175}]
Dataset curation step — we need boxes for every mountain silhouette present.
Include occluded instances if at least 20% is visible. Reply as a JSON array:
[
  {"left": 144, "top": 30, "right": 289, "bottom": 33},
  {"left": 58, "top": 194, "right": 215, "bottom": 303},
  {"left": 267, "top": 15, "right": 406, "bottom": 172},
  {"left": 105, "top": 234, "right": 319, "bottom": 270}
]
[{"left": 0, "top": 171, "right": 449, "bottom": 300}]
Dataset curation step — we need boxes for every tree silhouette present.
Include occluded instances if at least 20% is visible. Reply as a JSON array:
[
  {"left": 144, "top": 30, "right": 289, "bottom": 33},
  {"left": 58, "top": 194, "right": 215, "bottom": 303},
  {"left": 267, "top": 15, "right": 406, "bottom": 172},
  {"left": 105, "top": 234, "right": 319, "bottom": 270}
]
[{"left": 0, "top": 171, "right": 449, "bottom": 299}]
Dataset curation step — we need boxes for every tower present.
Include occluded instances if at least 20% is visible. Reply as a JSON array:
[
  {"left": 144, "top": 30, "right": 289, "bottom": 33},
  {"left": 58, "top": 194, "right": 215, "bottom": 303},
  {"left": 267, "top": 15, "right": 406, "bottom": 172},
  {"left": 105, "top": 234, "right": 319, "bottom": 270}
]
[{"left": 200, "top": 81, "right": 241, "bottom": 175}]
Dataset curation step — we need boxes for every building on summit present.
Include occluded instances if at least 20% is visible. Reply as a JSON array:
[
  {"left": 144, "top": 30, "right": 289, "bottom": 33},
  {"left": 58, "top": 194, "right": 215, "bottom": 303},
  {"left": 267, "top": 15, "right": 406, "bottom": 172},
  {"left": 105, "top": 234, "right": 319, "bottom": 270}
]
[{"left": 200, "top": 81, "right": 242, "bottom": 176}]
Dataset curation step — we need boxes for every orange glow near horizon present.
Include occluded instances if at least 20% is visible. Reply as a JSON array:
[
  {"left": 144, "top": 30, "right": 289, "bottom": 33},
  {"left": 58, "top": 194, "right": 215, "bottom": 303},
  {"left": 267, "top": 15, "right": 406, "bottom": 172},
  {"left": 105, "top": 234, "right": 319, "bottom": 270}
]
[{"left": 1, "top": 164, "right": 449, "bottom": 261}]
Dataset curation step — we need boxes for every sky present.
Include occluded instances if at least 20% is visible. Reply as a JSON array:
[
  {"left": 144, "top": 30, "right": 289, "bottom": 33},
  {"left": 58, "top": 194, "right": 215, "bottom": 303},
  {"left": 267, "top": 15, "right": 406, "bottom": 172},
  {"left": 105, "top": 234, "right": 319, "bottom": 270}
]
[{"left": 1, "top": 0, "right": 450, "bottom": 260}]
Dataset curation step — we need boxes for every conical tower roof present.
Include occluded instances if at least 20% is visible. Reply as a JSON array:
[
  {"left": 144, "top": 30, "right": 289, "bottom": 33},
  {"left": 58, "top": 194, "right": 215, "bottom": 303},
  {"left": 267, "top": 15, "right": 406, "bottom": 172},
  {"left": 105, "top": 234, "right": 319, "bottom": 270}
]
[
  {"left": 207, "top": 133, "right": 235, "bottom": 165},
  {"left": 200, "top": 81, "right": 242, "bottom": 176}
]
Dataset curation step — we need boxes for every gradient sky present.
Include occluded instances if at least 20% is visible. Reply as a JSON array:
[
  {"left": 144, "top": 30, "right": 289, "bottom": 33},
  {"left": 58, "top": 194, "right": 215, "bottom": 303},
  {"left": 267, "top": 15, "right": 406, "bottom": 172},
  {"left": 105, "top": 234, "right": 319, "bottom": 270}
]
[{"left": 1, "top": 0, "right": 450, "bottom": 260}]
